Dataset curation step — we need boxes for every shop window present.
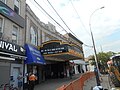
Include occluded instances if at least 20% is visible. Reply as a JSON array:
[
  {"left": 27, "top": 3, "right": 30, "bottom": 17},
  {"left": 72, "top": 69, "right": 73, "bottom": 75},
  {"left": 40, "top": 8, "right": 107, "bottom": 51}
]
[
  {"left": 30, "top": 26, "right": 38, "bottom": 46},
  {"left": 12, "top": 26, "right": 18, "bottom": 44},
  {"left": 14, "top": 0, "right": 20, "bottom": 14}
]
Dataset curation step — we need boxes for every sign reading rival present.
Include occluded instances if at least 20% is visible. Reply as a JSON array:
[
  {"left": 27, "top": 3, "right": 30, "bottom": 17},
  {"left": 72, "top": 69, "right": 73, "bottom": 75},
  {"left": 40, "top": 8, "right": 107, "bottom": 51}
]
[{"left": 0, "top": 39, "right": 25, "bottom": 56}]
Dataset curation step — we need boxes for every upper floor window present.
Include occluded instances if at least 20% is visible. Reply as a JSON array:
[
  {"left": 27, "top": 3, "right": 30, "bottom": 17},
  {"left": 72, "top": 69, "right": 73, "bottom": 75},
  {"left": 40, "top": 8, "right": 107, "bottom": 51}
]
[
  {"left": 0, "top": 18, "right": 3, "bottom": 33},
  {"left": 12, "top": 25, "right": 18, "bottom": 44},
  {"left": 14, "top": 0, "right": 20, "bottom": 14},
  {"left": 30, "top": 26, "right": 38, "bottom": 46},
  {"left": 0, "top": 17, "right": 3, "bottom": 38}
]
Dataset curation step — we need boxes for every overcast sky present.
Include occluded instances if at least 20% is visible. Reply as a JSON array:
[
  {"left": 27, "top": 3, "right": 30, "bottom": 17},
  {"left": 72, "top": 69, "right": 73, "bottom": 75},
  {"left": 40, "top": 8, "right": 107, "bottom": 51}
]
[{"left": 26, "top": 0, "right": 120, "bottom": 57}]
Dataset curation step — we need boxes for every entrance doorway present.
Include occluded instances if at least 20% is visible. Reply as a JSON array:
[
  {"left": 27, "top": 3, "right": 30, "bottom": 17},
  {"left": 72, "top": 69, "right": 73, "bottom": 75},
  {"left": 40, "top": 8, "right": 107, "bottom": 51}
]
[{"left": 12, "top": 67, "right": 20, "bottom": 88}]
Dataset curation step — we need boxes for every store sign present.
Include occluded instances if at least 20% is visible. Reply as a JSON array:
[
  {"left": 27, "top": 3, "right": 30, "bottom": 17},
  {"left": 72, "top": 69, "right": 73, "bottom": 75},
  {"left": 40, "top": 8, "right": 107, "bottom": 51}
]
[
  {"left": 0, "top": 39, "right": 25, "bottom": 56},
  {"left": 0, "top": 1, "right": 25, "bottom": 28}
]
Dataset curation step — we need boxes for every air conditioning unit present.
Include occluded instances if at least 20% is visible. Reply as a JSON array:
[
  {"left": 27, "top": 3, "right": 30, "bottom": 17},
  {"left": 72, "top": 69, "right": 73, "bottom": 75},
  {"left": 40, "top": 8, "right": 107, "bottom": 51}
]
[{"left": 0, "top": 32, "right": 3, "bottom": 38}]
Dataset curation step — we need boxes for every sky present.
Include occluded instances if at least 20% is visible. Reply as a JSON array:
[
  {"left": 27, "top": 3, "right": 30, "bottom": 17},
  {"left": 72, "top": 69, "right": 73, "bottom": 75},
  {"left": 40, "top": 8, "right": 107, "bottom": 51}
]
[{"left": 26, "top": 0, "right": 120, "bottom": 57}]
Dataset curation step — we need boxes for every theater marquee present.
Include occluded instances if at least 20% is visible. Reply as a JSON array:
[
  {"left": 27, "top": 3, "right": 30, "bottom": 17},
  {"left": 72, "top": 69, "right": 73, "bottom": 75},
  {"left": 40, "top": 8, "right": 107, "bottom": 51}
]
[{"left": 40, "top": 40, "right": 83, "bottom": 61}]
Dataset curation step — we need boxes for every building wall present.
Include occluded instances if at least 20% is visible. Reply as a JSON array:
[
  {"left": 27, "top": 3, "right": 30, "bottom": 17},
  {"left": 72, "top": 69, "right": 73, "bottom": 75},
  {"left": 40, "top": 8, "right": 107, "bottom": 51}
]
[
  {"left": 25, "top": 4, "right": 69, "bottom": 46},
  {"left": 2, "top": 18, "right": 25, "bottom": 45},
  {"left": 0, "top": 0, "right": 26, "bottom": 88},
  {"left": 6, "top": 0, "right": 26, "bottom": 18},
  {"left": 1, "top": 0, "right": 26, "bottom": 46}
]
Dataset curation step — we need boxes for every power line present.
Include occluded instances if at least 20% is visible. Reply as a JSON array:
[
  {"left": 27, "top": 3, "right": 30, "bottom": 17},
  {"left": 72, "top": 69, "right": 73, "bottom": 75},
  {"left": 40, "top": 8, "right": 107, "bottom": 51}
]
[
  {"left": 70, "top": 0, "right": 91, "bottom": 37},
  {"left": 46, "top": 0, "right": 93, "bottom": 47},
  {"left": 84, "top": 44, "right": 93, "bottom": 48},
  {"left": 34, "top": 0, "right": 68, "bottom": 34},
  {"left": 46, "top": 0, "right": 78, "bottom": 38},
  {"left": 69, "top": 0, "right": 94, "bottom": 47},
  {"left": 28, "top": 0, "right": 69, "bottom": 36},
  {"left": 33, "top": 0, "right": 93, "bottom": 48}
]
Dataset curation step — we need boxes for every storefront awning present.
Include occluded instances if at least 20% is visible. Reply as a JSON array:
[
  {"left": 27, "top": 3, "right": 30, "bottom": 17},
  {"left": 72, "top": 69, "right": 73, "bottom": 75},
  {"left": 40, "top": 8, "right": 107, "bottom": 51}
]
[
  {"left": 40, "top": 40, "right": 83, "bottom": 61},
  {"left": 71, "top": 60, "right": 86, "bottom": 65},
  {"left": 25, "top": 44, "right": 46, "bottom": 64}
]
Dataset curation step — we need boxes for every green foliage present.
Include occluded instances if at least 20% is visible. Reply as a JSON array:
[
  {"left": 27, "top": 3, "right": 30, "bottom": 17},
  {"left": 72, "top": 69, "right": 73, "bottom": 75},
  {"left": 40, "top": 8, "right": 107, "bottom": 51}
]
[
  {"left": 88, "top": 51, "right": 116, "bottom": 65},
  {"left": 88, "top": 51, "right": 117, "bottom": 73}
]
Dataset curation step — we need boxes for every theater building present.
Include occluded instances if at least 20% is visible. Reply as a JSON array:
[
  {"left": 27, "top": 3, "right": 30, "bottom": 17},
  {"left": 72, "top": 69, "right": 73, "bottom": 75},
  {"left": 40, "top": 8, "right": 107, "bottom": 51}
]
[
  {"left": 25, "top": 4, "right": 84, "bottom": 84},
  {"left": 24, "top": 5, "right": 45, "bottom": 87},
  {"left": 25, "top": 4, "right": 70, "bottom": 84},
  {"left": 64, "top": 33, "right": 86, "bottom": 74},
  {"left": 40, "top": 34, "right": 84, "bottom": 79},
  {"left": 0, "top": 0, "right": 26, "bottom": 88},
  {"left": 0, "top": 0, "right": 85, "bottom": 89}
]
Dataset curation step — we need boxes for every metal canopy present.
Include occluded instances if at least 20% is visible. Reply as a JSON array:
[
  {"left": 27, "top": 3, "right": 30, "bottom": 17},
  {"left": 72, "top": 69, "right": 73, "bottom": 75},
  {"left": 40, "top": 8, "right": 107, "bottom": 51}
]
[{"left": 40, "top": 40, "right": 83, "bottom": 61}]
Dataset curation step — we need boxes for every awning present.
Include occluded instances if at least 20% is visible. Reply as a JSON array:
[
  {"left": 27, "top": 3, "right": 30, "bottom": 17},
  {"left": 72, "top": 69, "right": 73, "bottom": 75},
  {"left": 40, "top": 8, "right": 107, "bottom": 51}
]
[
  {"left": 71, "top": 60, "right": 86, "bottom": 65},
  {"left": 0, "top": 56, "right": 15, "bottom": 60},
  {"left": 25, "top": 44, "right": 46, "bottom": 64}
]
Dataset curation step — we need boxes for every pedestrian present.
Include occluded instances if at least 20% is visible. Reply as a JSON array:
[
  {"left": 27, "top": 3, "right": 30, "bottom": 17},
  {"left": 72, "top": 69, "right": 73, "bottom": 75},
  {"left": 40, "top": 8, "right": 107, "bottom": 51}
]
[
  {"left": 92, "top": 86, "right": 108, "bottom": 90},
  {"left": 82, "top": 69, "right": 84, "bottom": 73},
  {"left": 28, "top": 72, "right": 37, "bottom": 90},
  {"left": 17, "top": 72, "right": 23, "bottom": 90},
  {"left": 94, "top": 66, "right": 101, "bottom": 86},
  {"left": 93, "top": 86, "right": 103, "bottom": 90},
  {"left": 69, "top": 67, "right": 72, "bottom": 79}
]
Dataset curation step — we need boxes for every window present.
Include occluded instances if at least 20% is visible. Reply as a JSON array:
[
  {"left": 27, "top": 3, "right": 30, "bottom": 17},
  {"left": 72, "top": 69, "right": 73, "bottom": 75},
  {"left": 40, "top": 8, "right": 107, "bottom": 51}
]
[
  {"left": 12, "top": 26, "right": 18, "bottom": 44},
  {"left": 0, "top": 17, "right": 3, "bottom": 38},
  {"left": 0, "top": 18, "right": 3, "bottom": 33},
  {"left": 14, "top": 0, "right": 20, "bottom": 14},
  {"left": 30, "top": 26, "right": 38, "bottom": 45}
]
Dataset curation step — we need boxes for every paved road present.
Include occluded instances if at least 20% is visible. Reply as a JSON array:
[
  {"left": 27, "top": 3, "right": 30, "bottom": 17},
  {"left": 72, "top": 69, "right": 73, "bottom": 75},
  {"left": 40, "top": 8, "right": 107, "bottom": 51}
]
[
  {"left": 83, "top": 74, "right": 117, "bottom": 90},
  {"left": 34, "top": 73, "right": 82, "bottom": 90}
]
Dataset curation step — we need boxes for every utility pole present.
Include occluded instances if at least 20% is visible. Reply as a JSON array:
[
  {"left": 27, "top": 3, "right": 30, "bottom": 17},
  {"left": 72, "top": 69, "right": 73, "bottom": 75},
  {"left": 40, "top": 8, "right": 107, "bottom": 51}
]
[{"left": 89, "top": 6, "right": 104, "bottom": 86}]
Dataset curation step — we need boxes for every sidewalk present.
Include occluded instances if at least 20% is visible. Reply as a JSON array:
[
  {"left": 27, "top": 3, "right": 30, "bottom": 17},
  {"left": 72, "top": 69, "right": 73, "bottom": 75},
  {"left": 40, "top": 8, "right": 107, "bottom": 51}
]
[
  {"left": 33, "top": 73, "right": 120, "bottom": 90},
  {"left": 83, "top": 74, "right": 113, "bottom": 90},
  {"left": 34, "top": 73, "right": 82, "bottom": 90}
]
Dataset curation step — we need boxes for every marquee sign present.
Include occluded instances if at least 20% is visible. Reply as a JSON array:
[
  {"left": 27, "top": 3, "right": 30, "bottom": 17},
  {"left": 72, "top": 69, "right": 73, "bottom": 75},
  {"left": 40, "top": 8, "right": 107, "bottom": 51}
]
[
  {"left": 40, "top": 40, "right": 84, "bottom": 60},
  {"left": 0, "top": 39, "right": 25, "bottom": 56},
  {"left": 40, "top": 41, "right": 68, "bottom": 55}
]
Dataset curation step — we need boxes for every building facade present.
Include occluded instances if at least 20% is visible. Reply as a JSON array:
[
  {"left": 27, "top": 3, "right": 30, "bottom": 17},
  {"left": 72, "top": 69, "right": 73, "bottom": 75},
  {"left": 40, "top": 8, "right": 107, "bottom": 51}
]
[
  {"left": 24, "top": 5, "right": 46, "bottom": 87},
  {"left": 0, "top": 0, "right": 26, "bottom": 88},
  {"left": 25, "top": 3, "right": 85, "bottom": 83},
  {"left": 0, "top": 0, "right": 85, "bottom": 89},
  {"left": 25, "top": 5, "right": 71, "bottom": 85}
]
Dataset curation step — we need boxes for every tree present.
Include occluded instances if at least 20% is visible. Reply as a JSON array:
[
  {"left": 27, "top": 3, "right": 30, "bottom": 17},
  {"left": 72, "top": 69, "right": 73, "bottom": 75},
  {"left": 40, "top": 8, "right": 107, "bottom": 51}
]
[
  {"left": 88, "top": 51, "right": 117, "bottom": 74},
  {"left": 97, "top": 52, "right": 109, "bottom": 73}
]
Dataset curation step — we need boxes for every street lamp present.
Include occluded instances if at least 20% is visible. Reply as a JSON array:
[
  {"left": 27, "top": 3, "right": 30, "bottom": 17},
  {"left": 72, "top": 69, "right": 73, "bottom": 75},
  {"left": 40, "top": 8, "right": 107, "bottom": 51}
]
[{"left": 89, "top": 6, "right": 104, "bottom": 86}]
